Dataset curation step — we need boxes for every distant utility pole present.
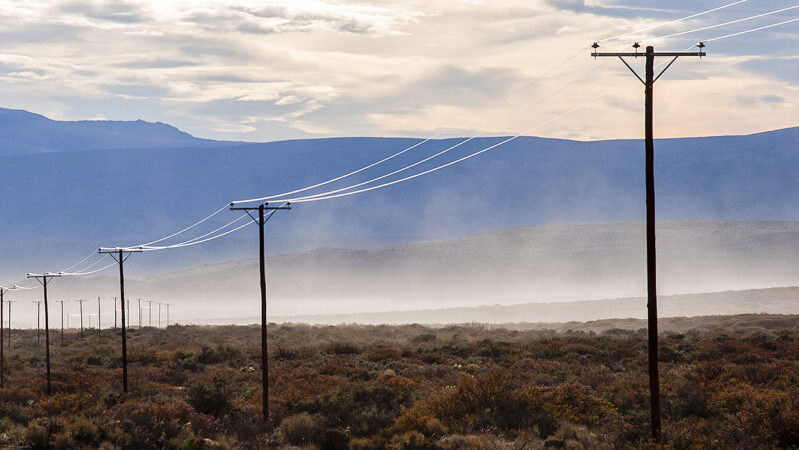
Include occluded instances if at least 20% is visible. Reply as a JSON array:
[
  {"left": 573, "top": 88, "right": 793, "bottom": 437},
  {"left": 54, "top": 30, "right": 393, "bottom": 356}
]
[
  {"left": 591, "top": 42, "right": 706, "bottom": 442},
  {"left": 127, "top": 299, "right": 131, "bottom": 328},
  {"left": 148, "top": 300, "right": 153, "bottom": 327},
  {"left": 32, "top": 300, "right": 42, "bottom": 343},
  {"left": 157, "top": 302, "right": 161, "bottom": 329},
  {"left": 138, "top": 298, "right": 141, "bottom": 329},
  {"left": 114, "top": 297, "right": 118, "bottom": 329},
  {"left": 27, "top": 273, "right": 62, "bottom": 395},
  {"left": 97, "top": 297, "right": 101, "bottom": 338},
  {"left": 75, "top": 299, "right": 85, "bottom": 340},
  {"left": 230, "top": 201, "right": 291, "bottom": 421},
  {"left": 98, "top": 248, "right": 142, "bottom": 394},
  {"left": 88, "top": 314, "right": 99, "bottom": 330},
  {"left": 0, "top": 287, "right": 5, "bottom": 387},
  {"left": 164, "top": 303, "right": 170, "bottom": 328},
  {"left": 5, "top": 300, "right": 16, "bottom": 349},
  {"left": 59, "top": 300, "right": 68, "bottom": 346}
]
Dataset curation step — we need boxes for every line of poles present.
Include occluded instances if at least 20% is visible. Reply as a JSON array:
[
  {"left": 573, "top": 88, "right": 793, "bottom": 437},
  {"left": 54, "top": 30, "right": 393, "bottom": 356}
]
[{"left": 0, "top": 292, "right": 174, "bottom": 394}]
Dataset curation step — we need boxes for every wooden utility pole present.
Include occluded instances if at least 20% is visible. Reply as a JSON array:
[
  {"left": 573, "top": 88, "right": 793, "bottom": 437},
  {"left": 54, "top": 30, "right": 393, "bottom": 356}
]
[
  {"left": 59, "top": 300, "right": 68, "bottom": 346},
  {"left": 98, "top": 248, "right": 141, "bottom": 394},
  {"left": 75, "top": 299, "right": 85, "bottom": 340},
  {"left": 27, "top": 273, "right": 62, "bottom": 395},
  {"left": 0, "top": 288, "right": 6, "bottom": 387},
  {"left": 591, "top": 42, "right": 705, "bottom": 441},
  {"left": 6, "top": 300, "right": 16, "bottom": 348},
  {"left": 32, "top": 300, "right": 42, "bottom": 343},
  {"left": 230, "top": 201, "right": 291, "bottom": 421}
]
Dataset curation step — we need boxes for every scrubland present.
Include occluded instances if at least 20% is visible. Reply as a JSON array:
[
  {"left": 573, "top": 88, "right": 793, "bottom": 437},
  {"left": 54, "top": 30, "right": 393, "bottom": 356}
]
[{"left": 0, "top": 314, "right": 798, "bottom": 448}]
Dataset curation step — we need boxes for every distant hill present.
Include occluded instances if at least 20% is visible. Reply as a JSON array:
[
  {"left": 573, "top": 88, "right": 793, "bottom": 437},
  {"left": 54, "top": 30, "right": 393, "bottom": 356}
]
[
  {"left": 1, "top": 107, "right": 799, "bottom": 282},
  {"left": 0, "top": 107, "right": 224, "bottom": 156}
]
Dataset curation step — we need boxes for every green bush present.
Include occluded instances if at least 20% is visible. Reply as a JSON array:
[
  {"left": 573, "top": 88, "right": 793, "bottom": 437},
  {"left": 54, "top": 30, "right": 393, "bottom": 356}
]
[{"left": 187, "top": 379, "right": 231, "bottom": 416}]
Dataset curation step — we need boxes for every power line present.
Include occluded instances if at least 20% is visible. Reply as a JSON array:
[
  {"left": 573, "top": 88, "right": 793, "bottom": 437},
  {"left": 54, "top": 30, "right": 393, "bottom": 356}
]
[
  {"left": 58, "top": 249, "right": 98, "bottom": 273},
  {"left": 230, "top": 49, "right": 589, "bottom": 206},
  {"left": 59, "top": 261, "right": 116, "bottom": 277},
  {"left": 138, "top": 203, "right": 230, "bottom": 246},
  {"left": 649, "top": 4, "right": 799, "bottom": 42},
  {"left": 704, "top": 15, "right": 799, "bottom": 41},
  {"left": 238, "top": 58, "right": 614, "bottom": 206},
  {"left": 136, "top": 214, "right": 251, "bottom": 250},
  {"left": 282, "top": 93, "right": 607, "bottom": 204},
  {"left": 128, "top": 217, "right": 256, "bottom": 252},
  {"left": 599, "top": 0, "right": 750, "bottom": 42}
]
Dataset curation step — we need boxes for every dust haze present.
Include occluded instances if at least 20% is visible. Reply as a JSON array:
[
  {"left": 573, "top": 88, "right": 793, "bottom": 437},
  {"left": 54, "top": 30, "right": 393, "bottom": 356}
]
[{"left": 6, "top": 219, "right": 799, "bottom": 327}]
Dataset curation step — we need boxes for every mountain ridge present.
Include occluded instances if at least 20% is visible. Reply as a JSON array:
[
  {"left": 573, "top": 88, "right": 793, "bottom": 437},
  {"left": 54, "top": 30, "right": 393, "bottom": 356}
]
[{"left": 2, "top": 106, "right": 799, "bottom": 282}]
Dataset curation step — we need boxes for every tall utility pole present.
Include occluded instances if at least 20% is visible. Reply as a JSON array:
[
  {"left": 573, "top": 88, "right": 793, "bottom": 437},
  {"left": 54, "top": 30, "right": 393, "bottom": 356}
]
[
  {"left": 591, "top": 42, "right": 705, "bottom": 441},
  {"left": 0, "top": 287, "right": 5, "bottom": 387},
  {"left": 98, "top": 248, "right": 141, "bottom": 394},
  {"left": 75, "top": 299, "right": 85, "bottom": 340},
  {"left": 59, "top": 300, "right": 68, "bottom": 345},
  {"left": 230, "top": 201, "right": 291, "bottom": 421},
  {"left": 6, "top": 300, "right": 17, "bottom": 349},
  {"left": 0, "top": 286, "right": 12, "bottom": 388},
  {"left": 32, "top": 300, "right": 42, "bottom": 343},
  {"left": 164, "top": 303, "right": 170, "bottom": 328},
  {"left": 27, "top": 273, "right": 62, "bottom": 395}
]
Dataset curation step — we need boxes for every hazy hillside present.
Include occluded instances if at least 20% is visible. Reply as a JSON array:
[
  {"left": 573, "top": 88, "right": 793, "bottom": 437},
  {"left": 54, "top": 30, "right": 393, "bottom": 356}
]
[
  {"left": 6, "top": 220, "right": 799, "bottom": 326},
  {"left": 2, "top": 107, "right": 799, "bottom": 280},
  {"left": 0, "top": 107, "right": 224, "bottom": 156}
]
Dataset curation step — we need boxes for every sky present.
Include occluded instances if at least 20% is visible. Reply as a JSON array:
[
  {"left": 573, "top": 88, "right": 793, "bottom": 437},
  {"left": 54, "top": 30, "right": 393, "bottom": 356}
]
[{"left": 0, "top": 0, "right": 796, "bottom": 142}]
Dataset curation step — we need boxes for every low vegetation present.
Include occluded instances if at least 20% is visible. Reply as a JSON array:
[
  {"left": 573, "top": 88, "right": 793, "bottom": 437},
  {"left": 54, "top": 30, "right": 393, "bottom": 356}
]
[{"left": 0, "top": 314, "right": 797, "bottom": 448}]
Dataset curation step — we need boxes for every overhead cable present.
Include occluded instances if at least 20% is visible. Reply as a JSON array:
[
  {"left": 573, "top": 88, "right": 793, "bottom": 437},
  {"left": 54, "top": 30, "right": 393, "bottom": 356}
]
[
  {"left": 600, "top": 0, "right": 749, "bottom": 42},
  {"left": 230, "top": 49, "right": 588, "bottom": 206},
  {"left": 704, "top": 15, "right": 799, "bottom": 41},
  {"left": 650, "top": 4, "right": 799, "bottom": 41},
  {"left": 282, "top": 95, "right": 607, "bottom": 204}
]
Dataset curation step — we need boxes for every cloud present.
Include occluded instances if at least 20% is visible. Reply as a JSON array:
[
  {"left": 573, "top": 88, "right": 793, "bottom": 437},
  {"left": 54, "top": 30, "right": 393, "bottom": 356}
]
[
  {"left": 737, "top": 94, "right": 786, "bottom": 106},
  {"left": 58, "top": 0, "right": 148, "bottom": 24},
  {"left": 0, "top": 0, "right": 792, "bottom": 142}
]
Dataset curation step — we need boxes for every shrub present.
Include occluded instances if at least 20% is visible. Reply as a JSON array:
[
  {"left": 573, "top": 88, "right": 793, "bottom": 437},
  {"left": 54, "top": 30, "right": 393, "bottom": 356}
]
[
  {"left": 411, "top": 334, "right": 437, "bottom": 343},
  {"left": 187, "top": 379, "right": 231, "bottom": 416},
  {"left": 278, "top": 412, "right": 321, "bottom": 445},
  {"left": 325, "top": 342, "right": 361, "bottom": 355}
]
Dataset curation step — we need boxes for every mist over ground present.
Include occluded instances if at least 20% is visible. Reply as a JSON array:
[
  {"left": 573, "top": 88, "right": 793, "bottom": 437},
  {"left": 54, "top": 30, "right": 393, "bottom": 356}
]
[{"left": 6, "top": 219, "right": 799, "bottom": 327}]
